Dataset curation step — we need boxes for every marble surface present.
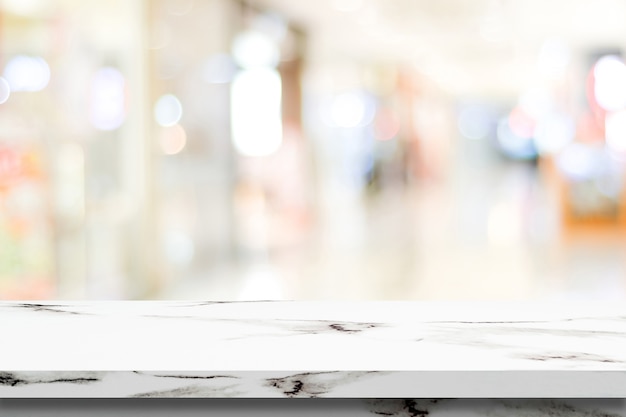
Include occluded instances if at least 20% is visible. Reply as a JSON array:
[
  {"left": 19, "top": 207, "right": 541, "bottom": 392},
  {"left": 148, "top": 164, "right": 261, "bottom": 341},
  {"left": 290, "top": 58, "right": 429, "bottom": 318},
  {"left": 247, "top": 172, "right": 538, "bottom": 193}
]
[
  {"left": 1, "top": 301, "right": 625, "bottom": 398},
  {"left": 0, "top": 399, "right": 625, "bottom": 416}
]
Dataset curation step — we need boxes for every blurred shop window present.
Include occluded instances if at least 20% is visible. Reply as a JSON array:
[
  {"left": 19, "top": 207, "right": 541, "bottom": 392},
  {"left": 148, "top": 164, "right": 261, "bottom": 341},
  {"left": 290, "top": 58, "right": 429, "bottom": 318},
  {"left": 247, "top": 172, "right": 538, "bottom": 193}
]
[
  {"left": 0, "top": 8, "right": 57, "bottom": 299},
  {"left": 553, "top": 51, "right": 626, "bottom": 235},
  {"left": 0, "top": 142, "right": 53, "bottom": 298},
  {"left": 1, "top": 1, "right": 149, "bottom": 299}
]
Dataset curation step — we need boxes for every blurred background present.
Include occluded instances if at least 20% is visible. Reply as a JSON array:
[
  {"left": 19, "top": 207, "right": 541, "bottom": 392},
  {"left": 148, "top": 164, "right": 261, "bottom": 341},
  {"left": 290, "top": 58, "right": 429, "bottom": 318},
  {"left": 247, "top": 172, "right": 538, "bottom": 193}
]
[{"left": 1, "top": 0, "right": 626, "bottom": 301}]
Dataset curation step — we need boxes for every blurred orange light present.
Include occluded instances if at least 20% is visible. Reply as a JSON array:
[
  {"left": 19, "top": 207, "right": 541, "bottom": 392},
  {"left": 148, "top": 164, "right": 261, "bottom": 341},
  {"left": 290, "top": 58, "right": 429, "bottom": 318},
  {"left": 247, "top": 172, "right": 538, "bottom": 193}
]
[{"left": 160, "top": 124, "right": 187, "bottom": 155}]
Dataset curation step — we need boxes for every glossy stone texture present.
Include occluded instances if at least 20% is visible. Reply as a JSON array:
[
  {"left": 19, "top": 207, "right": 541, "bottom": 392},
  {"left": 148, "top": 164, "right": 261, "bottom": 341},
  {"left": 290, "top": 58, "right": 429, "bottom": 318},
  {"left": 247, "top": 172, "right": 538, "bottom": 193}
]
[{"left": 1, "top": 301, "right": 625, "bottom": 398}]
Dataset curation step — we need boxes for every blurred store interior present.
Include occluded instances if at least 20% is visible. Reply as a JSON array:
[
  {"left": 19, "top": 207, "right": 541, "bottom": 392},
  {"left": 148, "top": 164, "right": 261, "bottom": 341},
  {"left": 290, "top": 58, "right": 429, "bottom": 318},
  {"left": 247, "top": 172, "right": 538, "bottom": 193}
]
[{"left": 1, "top": 0, "right": 626, "bottom": 301}]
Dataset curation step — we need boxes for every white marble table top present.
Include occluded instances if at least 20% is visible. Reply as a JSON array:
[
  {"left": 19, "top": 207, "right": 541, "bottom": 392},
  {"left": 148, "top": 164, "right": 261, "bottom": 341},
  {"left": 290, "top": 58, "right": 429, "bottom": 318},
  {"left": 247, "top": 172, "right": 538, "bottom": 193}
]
[{"left": 1, "top": 301, "right": 625, "bottom": 398}]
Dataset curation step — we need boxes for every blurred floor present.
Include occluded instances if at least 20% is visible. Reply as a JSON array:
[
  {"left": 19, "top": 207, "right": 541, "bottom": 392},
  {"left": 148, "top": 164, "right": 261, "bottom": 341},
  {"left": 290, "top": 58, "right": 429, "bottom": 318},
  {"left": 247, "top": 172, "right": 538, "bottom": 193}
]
[{"left": 164, "top": 159, "right": 626, "bottom": 302}]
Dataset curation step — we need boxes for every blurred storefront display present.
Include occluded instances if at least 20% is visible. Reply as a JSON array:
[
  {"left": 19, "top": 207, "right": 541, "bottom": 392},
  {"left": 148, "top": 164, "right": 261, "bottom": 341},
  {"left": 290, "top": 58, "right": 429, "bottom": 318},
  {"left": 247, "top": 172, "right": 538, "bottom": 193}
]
[
  {"left": 0, "top": 1, "right": 149, "bottom": 298},
  {"left": 1, "top": 0, "right": 312, "bottom": 299}
]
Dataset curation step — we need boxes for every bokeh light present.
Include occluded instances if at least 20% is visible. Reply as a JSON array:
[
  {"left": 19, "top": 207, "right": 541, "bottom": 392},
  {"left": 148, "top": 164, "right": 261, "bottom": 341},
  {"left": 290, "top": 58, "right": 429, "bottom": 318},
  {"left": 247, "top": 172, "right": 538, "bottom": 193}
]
[
  {"left": 3, "top": 55, "right": 50, "bottom": 92},
  {"left": 593, "top": 55, "right": 626, "bottom": 112},
  {"left": 4, "top": 0, "right": 626, "bottom": 304},
  {"left": 89, "top": 67, "right": 126, "bottom": 131},
  {"left": 0, "top": 77, "right": 10, "bottom": 104},
  {"left": 605, "top": 110, "right": 626, "bottom": 153},
  {"left": 457, "top": 105, "right": 492, "bottom": 140},
  {"left": 557, "top": 143, "right": 604, "bottom": 181},
  {"left": 232, "top": 30, "right": 280, "bottom": 69},
  {"left": 508, "top": 107, "right": 535, "bottom": 139},
  {"left": 154, "top": 94, "right": 183, "bottom": 127},
  {"left": 537, "top": 38, "right": 570, "bottom": 78},
  {"left": 519, "top": 88, "right": 553, "bottom": 120},
  {"left": 237, "top": 265, "right": 283, "bottom": 301},
  {"left": 534, "top": 113, "right": 575, "bottom": 155},
  {"left": 496, "top": 117, "right": 537, "bottom": 160},
  {"left": 159, "top": 124, "right": 187, "bottom": 155},
  {"left": 231, "top": 68, "right": 283, "bottom": 157},
  {"left": 330, "top": 92, "right": 375, "bottom": 128},
  {"left": 374, "top": 108, "right": 400, "bottom": 141}
]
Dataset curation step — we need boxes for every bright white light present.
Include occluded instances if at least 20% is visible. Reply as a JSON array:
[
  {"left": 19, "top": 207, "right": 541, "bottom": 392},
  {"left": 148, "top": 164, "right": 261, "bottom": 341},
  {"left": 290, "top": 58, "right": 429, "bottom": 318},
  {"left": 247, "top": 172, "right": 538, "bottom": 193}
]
[
  {"left": 0, "top": 77, "right": 10, "bottom": 104},
  {"left": 605, "top": 110, "right": 626, "bottom": 153},
  {"left": 232, "top": 31, "right": 280, "bottom": 69},
  {"left": 331, "top": 0, "right": 364, "bottom": 12},
  {"left": 458, "top": 106, "right": 491, "bottom": 140},
  {"left": 231, "top": 68, "right": 283, "bottom": 157},
  {"left": 330, "top": 92, "right": 375, "bottom": 128},
  {"left": 537, "top": 38, "right": 570, "bottom": 78},
  {"left": 556, "top": 143, "right": 602, "bottom": 181},
  {"left": 594, "top": 55, "right": 626, "bottom": 112},
  {"left": 534, "top": 114, "right": 575, "bottom": 155},
  {"left": 237, "top": 265, "right": 283, "bottom": 301},
  {"left": 154, "top": 94, "right": 183, "bottom": 127},
  {"left": 89, "top": 67, "right": 126, "bottom": 131},
  {"left": 3, "top": 55, "right": 50, "bottom": 92},
  {"left": 519, "top": 88, "right": 553, "bottom": 120}
]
